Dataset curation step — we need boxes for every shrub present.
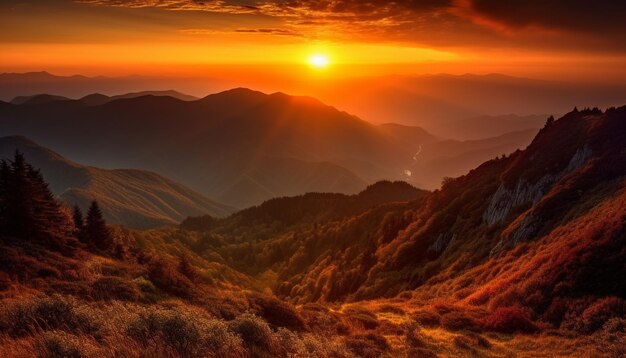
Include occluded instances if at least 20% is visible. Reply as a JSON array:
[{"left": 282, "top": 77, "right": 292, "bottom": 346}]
[
  {"left": 478, "top": 307, "right": 538, "bottom": 334},
  {"left": 133, "top": 276, "right": 157, "bottom": 294},
  {"left": 441, "top": 311, "right": 479, "bottom": 332},
  {"left": 407, "top": 348, "right": 438, "bottom": 358},
  {"left": 344, "top": 333, "right": 389, "bottom": 358},
  {"left": 0, "top": 298, "right": 35, "bottom": 337},
  {"left": 200, "top": 319, "right": 244, "bottom": 357},
  {"left": 228, "top": 313, "right": 277, "bottom": 355},
  {"left": 33, "top": 295, "right": 75, "bottom": 331},
  {"left": 161, "top": 314, "right": 201, "bottom": 357},
  {"left": 248, "top": 293, "right": 307, "bottom": 331},
  {"left": 603, "top": 317, "right": 626, "bottom": 334},
  {"left": 91, "top": 276, "right": 142, "bottom": 301},
  {"left": 36, "top": 331, "right": 99, "bottom": 358},
  {"left": 127, "top": 308, "right": 244, "bottom": 357},
  {"left": 0, "top": 295, "right": 102, "bottom": 338},
  {"left": 581, "top": 297, "right": 626, "bottom": 333},
  {"left": 413, "top": 310, "right": 441, "bottom": 328},
  {"left": 300, "top": 306, "right": 348, "bottom": 336},
  {"left": 377, "top": 305, "right": 405, "bottom": 315},
  {"left": 453, "top": 332, "right": 491, "bottom": 351},
  {"left": 404, "top": 323, "right": 427, "bottom": 349},
  {"left": 126, "top": 309, "right": 165, "bottom": 345},
  {"left": 274, "top": 328, "right": 309, "bottom": 357},
  {"left": 343, "top": 308, "right": 379, "bottom": 330},
  {"left": 0, "top": 272, "right": 11, "bottom": 291},
  {"left": 147, "top": 258, "right": 195, "bottom": 298}
]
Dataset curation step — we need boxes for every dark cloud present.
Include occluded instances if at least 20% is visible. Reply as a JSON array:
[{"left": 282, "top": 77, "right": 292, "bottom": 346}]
[
  {"left": 234, "top": 27, "right": 301, "bottom": 36},
  {"left": 467, "top": 0, "right": 626, "bottom": 34},
  {"left": 75, "top": 0, "right": 626, "bottom": 51}
]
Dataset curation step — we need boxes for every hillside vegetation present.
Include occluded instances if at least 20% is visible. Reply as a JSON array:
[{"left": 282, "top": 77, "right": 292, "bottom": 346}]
[{"left": 1, "top": 106, "right": 625, "bottom": 357}]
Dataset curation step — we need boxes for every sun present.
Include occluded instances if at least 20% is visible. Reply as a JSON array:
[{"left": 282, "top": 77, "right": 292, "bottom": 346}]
[{"left": 308, "top": 54, "right": 330, "bottom": 68}]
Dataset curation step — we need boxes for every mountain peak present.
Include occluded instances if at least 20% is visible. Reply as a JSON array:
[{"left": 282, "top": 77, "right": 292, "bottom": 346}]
[{"left": 10, "top": 94, "right": 71, "bottom": 105}]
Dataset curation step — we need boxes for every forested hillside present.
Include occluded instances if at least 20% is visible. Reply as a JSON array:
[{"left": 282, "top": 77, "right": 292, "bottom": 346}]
[{"left": 1, "top": 107, "right": 625, "bottom": 357}]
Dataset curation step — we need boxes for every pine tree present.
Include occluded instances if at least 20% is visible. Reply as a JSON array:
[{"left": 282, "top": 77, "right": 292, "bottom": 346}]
[
  {"left": 72, "top": 205, "right": 85, "bottom": 239},
  {"left": 85, "top": 200, "right": 112, "bottom": 251},
  {"left": 0, "top": 160, "right": 10, "bottom": 231},
  {"left": 0, "top": 151, "right": 70, "bottom": 241}
]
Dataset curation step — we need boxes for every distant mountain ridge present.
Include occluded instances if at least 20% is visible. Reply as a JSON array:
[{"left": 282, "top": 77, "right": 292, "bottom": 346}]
[
  {"left": 11, "top": 90, "right": 198, "bottom": 106},
  {"left": 0, "top": 88, "right": 540, "bottom": 206},
  {"left": 318, "top": 73, "right": 626, "bottom": 137},
  {"left": 0, "top": 136, "right": 236, "bottom": 228}
]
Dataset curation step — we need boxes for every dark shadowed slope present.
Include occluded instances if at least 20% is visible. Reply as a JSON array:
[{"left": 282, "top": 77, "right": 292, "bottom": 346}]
[{"left": 0, "top": 136, "right": 236, "bottom": 228}]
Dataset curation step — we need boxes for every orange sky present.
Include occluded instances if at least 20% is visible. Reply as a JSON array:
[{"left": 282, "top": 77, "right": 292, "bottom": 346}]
[{"left": 1, "top": 0, "right": 625, "bottom": 84}]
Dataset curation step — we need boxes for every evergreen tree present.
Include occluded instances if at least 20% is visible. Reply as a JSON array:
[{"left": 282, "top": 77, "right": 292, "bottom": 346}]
[
  {"left": 72, "top": 205, "right": 85, "bottom": 239},
  {"left": 0, "top": 151, "right": 70, "bottom": 241},
  {"left": 0, "top": 160, "right": 10, "bottom": 231},
  {"left": 85, "top": 200, "right": 112, "bottom": 251}
]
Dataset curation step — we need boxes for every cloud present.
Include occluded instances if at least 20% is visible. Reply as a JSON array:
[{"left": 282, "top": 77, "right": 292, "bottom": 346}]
[
  {"left": 76, "top": 0, "right": 626, "bottom": 50},
  {"left": 462, "top": 0, "right": 626, "bottom": 34}
]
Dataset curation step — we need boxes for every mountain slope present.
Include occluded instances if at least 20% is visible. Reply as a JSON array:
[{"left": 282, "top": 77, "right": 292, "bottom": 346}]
[
  {"left": 0, "top": 106, "right": 624, "bottom": 358},
  {"left": 178, "top": 105, "right": 626, "bottom": 321},
  {"left": 0, "top": 136, "right": 235, "bottom": 228}
]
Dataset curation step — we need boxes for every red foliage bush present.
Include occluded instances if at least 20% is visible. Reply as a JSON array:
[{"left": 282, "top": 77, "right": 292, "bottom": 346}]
[{"left": 478, "top": 307, "right": 538, "bottom": 334}]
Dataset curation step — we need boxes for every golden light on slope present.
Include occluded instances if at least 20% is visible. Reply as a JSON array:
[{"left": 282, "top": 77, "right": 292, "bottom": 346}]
[{"left": 308, "top": 54, "right": 330, "bottom": 68}]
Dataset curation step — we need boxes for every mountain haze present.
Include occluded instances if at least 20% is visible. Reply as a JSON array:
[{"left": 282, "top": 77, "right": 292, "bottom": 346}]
[
  {"left": 0, "top": 88, "right": 538, "bottom": 206},
  {"left": 0, "top": 136, "right": 235, "bottom": 228},
  {"left": 323, "top": 74, "right": 626, "bottom": 137}
]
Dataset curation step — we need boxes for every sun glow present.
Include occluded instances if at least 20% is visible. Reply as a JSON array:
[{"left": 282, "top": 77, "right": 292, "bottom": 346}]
[{"left": 309, "top": 54, "right": 330, "bottom": 68}]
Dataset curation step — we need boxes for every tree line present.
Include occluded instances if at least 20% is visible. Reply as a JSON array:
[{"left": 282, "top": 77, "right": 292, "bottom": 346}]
[{"left": 0, "top": 151, "right": 112, "bottom": 252}]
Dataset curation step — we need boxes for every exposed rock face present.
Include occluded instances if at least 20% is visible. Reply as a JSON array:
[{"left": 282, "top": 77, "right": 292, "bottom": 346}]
[
  {"left": 508, "top": 214, "right": 540, "bottom": 245},
  {"left": 482, "top": 176, "right": 554, "bottom": 225},
  {"left": 429, "top": 232, "right": 456, "bottom": 254},
  {"left": 483, "top": 145, "right": 593, "bottom": 226}
]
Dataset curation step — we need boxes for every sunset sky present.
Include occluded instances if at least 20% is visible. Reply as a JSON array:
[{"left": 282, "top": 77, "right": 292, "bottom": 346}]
[{"left": 1, "top": 0, "right": 625, "bottom": 83}]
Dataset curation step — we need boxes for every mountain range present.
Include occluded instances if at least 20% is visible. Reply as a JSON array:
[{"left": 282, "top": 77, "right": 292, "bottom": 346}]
[
  {"left": 322, "top": 73, "right": 626, "bottom": 136},
  {"left": 0, "top": 88, "right": 538, "bottom": 207},
  {"left": 4, "top": 71, "right": 624, "bottom": 140},
  {"left": 11, "top": 90, "right": 198, "bottom": 106},
  {"left": 0, "top": 136, "right": 235, "bottom": 229}
]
